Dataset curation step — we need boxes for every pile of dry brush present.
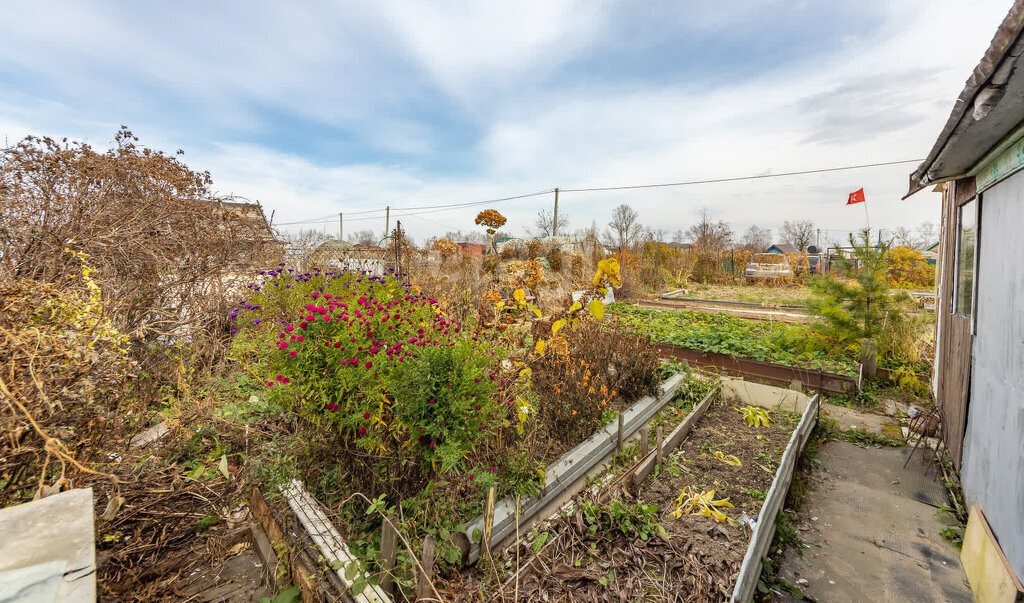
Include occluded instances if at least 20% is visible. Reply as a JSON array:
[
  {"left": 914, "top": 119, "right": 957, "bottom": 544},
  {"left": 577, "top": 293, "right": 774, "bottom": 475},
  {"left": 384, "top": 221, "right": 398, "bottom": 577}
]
[{"left": 0, "top": 128, "right": 281, "bottom": 598}]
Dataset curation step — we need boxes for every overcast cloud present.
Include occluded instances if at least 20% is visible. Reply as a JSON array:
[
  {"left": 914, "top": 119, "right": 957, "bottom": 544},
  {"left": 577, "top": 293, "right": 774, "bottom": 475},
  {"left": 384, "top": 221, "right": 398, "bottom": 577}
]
[{"left": 0, "top": 0, "right": 1014, "bottom": 245}]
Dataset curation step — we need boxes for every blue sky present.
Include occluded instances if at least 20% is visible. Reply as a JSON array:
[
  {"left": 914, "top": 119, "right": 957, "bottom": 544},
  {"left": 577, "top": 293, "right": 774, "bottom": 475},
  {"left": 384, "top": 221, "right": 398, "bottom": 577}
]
[{"left": 0, "top": 0, "right": 1014, "bottom": 244}]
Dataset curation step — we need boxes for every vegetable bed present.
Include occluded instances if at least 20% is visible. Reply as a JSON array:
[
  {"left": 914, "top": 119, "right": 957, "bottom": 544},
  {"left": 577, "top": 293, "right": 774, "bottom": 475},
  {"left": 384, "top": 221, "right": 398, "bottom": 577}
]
[
  {"left": 502, "top": 396, "right": 801, "bottom": 602},
  {"left": 610, "top": 303, "right": 859, "bottom": 376}
]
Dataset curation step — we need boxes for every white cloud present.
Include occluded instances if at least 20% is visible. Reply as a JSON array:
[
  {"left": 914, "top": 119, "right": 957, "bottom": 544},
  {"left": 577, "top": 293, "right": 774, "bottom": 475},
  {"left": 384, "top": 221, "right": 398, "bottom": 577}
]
[{"left": 0, "top": 0, "right": 1013, "bottom": 246}]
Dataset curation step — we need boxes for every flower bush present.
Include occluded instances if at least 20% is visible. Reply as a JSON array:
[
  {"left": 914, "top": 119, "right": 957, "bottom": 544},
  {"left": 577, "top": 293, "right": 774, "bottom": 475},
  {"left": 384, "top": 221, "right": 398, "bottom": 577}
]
[{"left": 229, "top": 264, "right": 502, "bottom": 473}]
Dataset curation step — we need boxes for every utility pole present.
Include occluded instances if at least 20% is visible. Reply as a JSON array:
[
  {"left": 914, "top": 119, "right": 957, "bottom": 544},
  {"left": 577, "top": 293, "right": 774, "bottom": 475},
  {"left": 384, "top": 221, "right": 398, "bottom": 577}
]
[
  {"left": 339, "top": 212, "right": 343, "bottom": 241},
  {"left": 816, "top": 228, "right": 820, "bottom": 249},
  {"left": 552, "top": 188, "right": 559, "bottom": 237},
  {"left": 385, "top": 205, "right": 390, "bottom": 240}
]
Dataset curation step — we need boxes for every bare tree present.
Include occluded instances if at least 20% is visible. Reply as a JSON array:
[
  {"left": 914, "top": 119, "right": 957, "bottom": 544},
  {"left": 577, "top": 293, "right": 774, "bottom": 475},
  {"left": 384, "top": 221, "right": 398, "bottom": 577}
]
[
  {"left": 672, "top": 229, "right": 685, "bottom": 244},
  {"left": 532, "top": 208, "right": 570, "bottom": 237},
  {"left": 916, "top": 221, "right": 938, "bottom": 248},
  {"left": 686, "top": 207, "right": 733, "bottom": 251},
  {"left": 283, "top": 228, "right": 335, "bottom": 255},
  {"left": 741, "top": 225, "right": 772, "bottom": 252},
  {"left": 604, "top": 204, "right": 644, "bottom": 251},
  {"left": 782, "top": 220, "right": 815, "bottom": 250},
  {"left": 348, "top": 229, "right": 379, "bottom": 247}
]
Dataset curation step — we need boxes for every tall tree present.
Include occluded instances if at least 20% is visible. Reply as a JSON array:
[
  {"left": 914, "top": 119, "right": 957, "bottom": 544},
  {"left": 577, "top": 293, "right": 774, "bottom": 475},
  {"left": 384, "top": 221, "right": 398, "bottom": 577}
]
[
  {"left": 532, "top": 208, "right": 570, "bottom": 237},
  {"left": 741, "top": 225, "right": 772, "bottom": 252},
  {"left": 604, "top": 204, "right": 644, "bottom": 251},
  {"left": 686, "top": 207, "right": 733, "bottom": 251},
  {"left": 782, "top": 220, "right": 815, "bottom": 250}
]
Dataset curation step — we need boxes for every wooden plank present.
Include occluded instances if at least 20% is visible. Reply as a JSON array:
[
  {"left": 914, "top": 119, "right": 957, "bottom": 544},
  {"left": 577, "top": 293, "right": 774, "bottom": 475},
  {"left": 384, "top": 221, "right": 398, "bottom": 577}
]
[
  {"left": 640, "top": 425, "right": 650, "bottom": 457},
  {"left": 482, "top": 486, "right": 496, "bottom": 557},
  {"left": 655, "top": 426, "right": 664, "bottom": 468},
  {"left": 379, "top": 516, "right": 398, "bottom": 597},
  {"left": 731, "top": 394, "right": 819, "bottom": 603},
  {"left": 416, "top": 535, "right": 436, "bottom": 601},
  {"left": 631, "top": 386, "right": 717, "bottom": 489},
  {"left": 961, "top": 505, "right": 1024, "bottom": 602}
]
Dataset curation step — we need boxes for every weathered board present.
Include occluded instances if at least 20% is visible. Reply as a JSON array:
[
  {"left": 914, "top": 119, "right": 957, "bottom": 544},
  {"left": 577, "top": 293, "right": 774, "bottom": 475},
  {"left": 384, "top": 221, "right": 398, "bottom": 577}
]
[{"left": 961, "top": 505, "right": 1024, "bottom": 602}]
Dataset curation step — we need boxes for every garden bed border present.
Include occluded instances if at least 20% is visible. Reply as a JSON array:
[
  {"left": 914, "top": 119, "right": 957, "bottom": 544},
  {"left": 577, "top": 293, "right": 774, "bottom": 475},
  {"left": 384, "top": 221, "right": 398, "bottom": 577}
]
[
  {"left": 730, "top": 393, "right": 820, "bottom": 603},
  {"left": 456, "top": 372, "right": 688, "bottom": 565}
]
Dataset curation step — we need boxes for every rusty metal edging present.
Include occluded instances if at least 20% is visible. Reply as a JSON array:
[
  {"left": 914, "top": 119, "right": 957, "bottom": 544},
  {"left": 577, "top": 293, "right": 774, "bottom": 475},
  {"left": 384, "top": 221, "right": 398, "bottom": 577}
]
[
  {"left": 731, "top": 394, "right": 820, "bottom": 603},
  {"left": 654, "top": 343, "right": 857, "bottom": 395}
]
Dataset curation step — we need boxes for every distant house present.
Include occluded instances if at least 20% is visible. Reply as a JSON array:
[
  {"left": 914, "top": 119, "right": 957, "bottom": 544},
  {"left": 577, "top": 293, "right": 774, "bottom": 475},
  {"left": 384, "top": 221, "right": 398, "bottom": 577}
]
[
  {"left": 906, "top": 3, "right": 1024, "bottom": 588},
  {"left": 456, "top": 242, "right": 486, "bottom": 257},
  {"left": 765, "top": 243, "right": 798, "bottom": 254}
]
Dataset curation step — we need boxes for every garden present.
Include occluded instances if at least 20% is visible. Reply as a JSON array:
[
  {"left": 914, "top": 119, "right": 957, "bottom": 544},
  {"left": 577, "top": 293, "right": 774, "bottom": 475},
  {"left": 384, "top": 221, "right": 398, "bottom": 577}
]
[{"left": 0, "top": 131, "right": 937, "bottom": 602}]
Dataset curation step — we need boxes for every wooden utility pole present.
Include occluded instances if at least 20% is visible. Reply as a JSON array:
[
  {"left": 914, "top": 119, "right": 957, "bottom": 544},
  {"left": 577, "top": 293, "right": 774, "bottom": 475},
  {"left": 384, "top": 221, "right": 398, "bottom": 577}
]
[
  {"left": 339, "top": 212, "right": 343, "bottom": 241},
  {"left": 385, "top": 205, "right": 390, "bottom": 240},
  {"left": 552, "top": 188, "right": 559, "bottom": 237}
]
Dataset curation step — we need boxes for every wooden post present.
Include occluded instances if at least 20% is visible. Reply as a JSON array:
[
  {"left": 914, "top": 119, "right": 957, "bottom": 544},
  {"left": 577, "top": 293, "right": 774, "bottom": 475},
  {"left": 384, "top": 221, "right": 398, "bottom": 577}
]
[
  {"left": 860, "top": 338, "right": 878, "bottom": 379},
  {"left": 416, "top": 534, "right": 435, "bottom": 601},
  {"left": 656, "top": 426, "right": 664, "bottom": 467},
  {"left": 379, "top": 516, "right": 398, "bottom": 597},
  {"left": 640, "top": 425, "right": 650, "bottom": 457},
  {"left": 617, "top": 412, "right": 624, "bottom": 453},
  {"left": 482, "top": 486, "right": 496, "bottom": 557}
]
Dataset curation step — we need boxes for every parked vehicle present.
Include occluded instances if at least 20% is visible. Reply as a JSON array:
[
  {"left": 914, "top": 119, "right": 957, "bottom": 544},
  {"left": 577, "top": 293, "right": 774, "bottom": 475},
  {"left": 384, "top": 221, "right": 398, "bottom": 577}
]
[{"left": 744, "top": 254, "right": 793, "bottom": 281}]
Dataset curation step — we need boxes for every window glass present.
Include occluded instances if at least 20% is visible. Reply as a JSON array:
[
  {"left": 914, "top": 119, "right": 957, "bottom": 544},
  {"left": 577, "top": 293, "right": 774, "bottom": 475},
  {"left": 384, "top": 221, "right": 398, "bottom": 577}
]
[{"left": 954, "top": 199, "right": 977, "bottom": 317}]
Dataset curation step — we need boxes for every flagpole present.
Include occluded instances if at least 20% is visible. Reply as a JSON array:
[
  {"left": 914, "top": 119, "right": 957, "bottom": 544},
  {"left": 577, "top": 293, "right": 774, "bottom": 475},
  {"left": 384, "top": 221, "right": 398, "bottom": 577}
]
[{"left": 863, "top": 199, "right": 870, "bottom": 228}]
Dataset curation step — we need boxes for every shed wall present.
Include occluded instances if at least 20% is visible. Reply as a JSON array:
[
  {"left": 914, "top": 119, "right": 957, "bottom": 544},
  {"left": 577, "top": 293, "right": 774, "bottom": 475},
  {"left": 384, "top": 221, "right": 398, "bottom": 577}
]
[{"left": 961, "top": 170, "right": 1024, "bottom": 581}]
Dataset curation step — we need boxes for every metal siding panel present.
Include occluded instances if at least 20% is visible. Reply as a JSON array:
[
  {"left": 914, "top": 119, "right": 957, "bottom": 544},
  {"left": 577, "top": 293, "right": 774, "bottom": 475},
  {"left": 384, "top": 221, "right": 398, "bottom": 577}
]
[{"left": 961, "top": 175, "right": 1024, "bottom": 582}]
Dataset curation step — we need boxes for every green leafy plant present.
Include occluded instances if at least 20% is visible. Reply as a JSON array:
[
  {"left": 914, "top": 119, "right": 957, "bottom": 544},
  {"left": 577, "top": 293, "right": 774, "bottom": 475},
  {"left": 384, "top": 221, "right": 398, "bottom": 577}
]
[
  {"left": 579, "top": 499, "right": 667, "bottom": 542},
  {"left": 735, "top": 405, "right": 772, "bottom": 428}
]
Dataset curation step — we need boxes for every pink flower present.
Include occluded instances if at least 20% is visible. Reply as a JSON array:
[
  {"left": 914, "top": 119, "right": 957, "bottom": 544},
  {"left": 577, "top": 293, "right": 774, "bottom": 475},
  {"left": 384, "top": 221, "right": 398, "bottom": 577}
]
[
  {"left": 358, "top": 427, "right": 367, "bottom": 436},
  {"left": 365, "top": 361, "right": 373, "bottom": 369},
  {"left": 363, "top": 412, "right": 371, "bottom": 420},
  {"left": 285, "top": 325, "right": 295, "bottom": 332},
  {"left": 289, "top": 351, "right": 297, "bottom": 358}
]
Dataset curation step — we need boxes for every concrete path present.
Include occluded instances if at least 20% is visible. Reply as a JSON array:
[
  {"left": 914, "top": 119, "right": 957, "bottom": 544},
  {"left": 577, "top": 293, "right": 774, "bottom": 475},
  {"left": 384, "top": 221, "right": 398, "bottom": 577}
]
[{"left": 776, "top": 442, "right": 971, "bottom": 602}]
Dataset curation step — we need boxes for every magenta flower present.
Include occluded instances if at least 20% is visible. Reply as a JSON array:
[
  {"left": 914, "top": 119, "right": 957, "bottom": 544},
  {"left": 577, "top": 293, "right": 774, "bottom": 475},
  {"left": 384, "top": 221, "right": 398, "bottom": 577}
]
[
  {"left": 363, "top": 412, "right": 371, "bottom": 420},
  {"left": 365, "top": 361, "right": 373, "bottom": 369},
  {"left": 289, "top": 351, "right": 297, "bottom": 358},
  {"left": 358, "top": 427, "right": 367, "bottom": 436}
]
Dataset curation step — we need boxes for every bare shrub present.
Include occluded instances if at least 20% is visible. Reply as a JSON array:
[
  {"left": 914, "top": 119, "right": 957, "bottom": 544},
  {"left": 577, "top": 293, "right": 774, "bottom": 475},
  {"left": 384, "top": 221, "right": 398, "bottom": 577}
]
[{"left": 0, "top": 128, "right": 280, "bottom": 366}]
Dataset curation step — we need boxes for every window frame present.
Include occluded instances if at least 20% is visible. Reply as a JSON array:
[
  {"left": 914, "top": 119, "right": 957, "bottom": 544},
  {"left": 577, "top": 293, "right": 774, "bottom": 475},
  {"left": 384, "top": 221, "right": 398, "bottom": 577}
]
[{"left": 952, "top": 196, "right": 979, "bottom": 320}]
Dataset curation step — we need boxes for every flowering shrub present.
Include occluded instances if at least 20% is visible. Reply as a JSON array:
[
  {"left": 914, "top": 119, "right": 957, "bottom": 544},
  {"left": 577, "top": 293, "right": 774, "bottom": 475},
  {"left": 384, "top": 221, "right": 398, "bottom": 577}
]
[{"left": 229, "top": 265, "right": 501, "bottom": 472}]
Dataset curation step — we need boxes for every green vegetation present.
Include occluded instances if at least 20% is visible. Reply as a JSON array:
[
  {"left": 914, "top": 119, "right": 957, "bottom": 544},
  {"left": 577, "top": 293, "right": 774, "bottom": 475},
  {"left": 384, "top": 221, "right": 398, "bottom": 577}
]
[
  {"left": 610, "top": 303, "right": 858, "bottom": 374},
  {"left": 808, "top": 229, "right": 926, "bottom": 368}
]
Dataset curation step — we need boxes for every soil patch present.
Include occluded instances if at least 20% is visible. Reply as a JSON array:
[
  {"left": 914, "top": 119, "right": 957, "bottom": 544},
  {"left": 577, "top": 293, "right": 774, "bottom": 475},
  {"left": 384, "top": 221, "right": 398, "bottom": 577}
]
[{"left": 495, "top": 399, "right": 798, "bottom": 601}]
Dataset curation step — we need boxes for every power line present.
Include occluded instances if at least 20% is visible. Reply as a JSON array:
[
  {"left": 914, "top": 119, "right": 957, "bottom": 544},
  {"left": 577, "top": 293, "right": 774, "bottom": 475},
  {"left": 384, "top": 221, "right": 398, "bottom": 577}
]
[
  {"left": 275, "top": 188, "right": 554, "bottom": 226},
  {"left": 273, "top": 159, "right": 923, "bottom": 226},
  {"left": 558, "top": 159, "right": 923, "bottom": 193}
]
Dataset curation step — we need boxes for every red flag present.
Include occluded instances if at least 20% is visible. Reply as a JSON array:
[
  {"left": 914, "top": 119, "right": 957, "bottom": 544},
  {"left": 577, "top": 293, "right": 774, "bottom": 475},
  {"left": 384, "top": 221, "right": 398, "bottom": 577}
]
[{"left": 847, "top": 188, "right": 866, "bottom": 205}]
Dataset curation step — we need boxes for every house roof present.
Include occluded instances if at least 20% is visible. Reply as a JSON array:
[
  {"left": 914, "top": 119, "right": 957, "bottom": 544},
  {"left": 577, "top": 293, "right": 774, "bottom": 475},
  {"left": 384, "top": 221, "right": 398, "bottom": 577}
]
[
  {"left": 907, "top": 2, "right": 1024, "bottom": 196},
  {"left": 767, "top": 243, "right": 798, "bottom": 254}
]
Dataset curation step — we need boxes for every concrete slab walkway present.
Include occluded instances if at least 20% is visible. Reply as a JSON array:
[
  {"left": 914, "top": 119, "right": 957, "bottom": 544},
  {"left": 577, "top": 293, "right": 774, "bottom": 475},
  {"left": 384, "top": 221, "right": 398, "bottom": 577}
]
[{"left": 776, "top": 441, "right": 971, "bottom": 602}]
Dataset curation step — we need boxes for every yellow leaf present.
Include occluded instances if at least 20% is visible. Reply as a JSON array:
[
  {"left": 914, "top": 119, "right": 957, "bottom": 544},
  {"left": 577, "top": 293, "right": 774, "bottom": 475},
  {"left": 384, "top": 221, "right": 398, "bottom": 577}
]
[
  {"left": 588, "top": 299, "right": 605, "bottom": 320},
  {"left": 535, "top": 339, "right": 546, "bottom": 355},
  {"left": 552, "top": 319, "right": 566, "bottom": 336},
  {"left": 514, "top": 288, "right": 526, "bottom": 303},
  {"left": 519, "top": 367, "right": 532, "bottom": 378},
  {"left": 530, "top": 304, "right": 543, "bottom": 318},
  {"left": 568, "top": 301, "right": 582, "bottom": 313}
]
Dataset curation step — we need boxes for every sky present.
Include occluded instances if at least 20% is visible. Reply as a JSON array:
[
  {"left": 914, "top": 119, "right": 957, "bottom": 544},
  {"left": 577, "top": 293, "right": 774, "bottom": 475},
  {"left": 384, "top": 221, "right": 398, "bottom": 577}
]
[{"left": 0, "top": 0, "right": 1015, "bottom": 246}]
